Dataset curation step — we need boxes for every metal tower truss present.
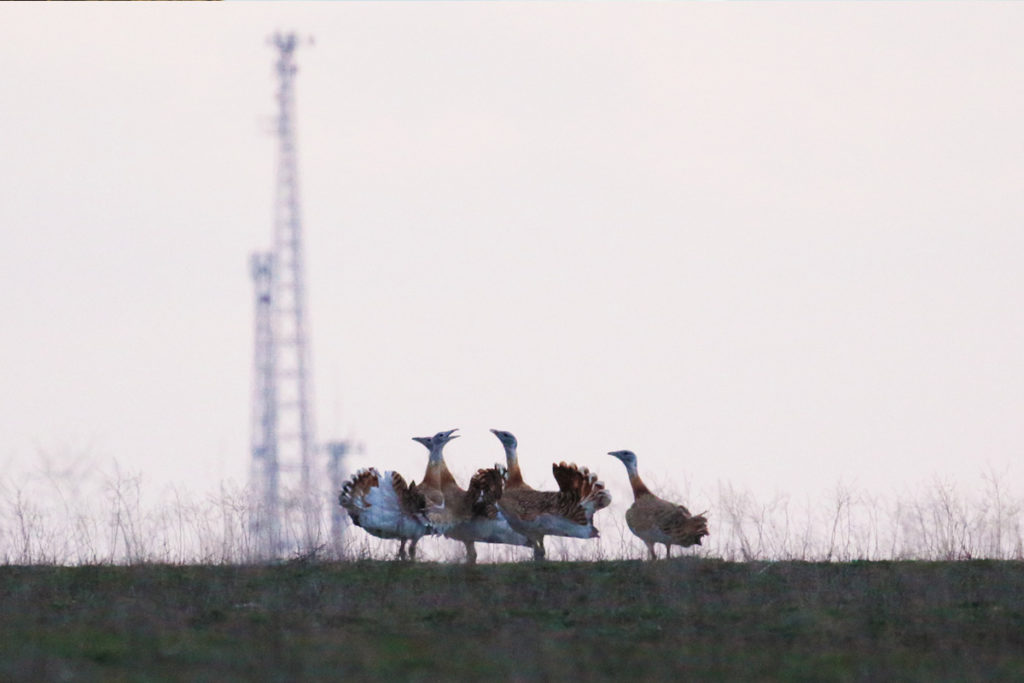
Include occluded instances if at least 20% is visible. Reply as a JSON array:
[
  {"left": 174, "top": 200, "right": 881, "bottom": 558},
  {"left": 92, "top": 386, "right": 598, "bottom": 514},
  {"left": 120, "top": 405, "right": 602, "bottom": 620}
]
[
  {"left": 250, "top": 32, "right": 321, "bottom": 558},
  {"left": 249, "top": 252, "right": 279, "bottom": 553}
]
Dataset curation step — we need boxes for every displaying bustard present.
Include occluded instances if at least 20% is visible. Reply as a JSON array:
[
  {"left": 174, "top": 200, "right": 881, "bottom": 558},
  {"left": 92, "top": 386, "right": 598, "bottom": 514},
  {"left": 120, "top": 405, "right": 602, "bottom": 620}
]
[
  {"left": 412, "top": 429, "right": 530, "bottom": 564},
  {"left": 486, "top": 429, "right": 611, "bottom": 560},
  {"left": 608, "top": 450, "right": 709, "bottom": 560},
  {"left": 338, "top": 465, "right": 436, "bottom": 561}
]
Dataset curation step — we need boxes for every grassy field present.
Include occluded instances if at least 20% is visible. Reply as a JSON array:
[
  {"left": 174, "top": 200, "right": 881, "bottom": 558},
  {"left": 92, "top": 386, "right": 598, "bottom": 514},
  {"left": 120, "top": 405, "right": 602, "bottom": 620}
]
[{"left": 2, "top": 559, "right": 1022, "bottom": 681}]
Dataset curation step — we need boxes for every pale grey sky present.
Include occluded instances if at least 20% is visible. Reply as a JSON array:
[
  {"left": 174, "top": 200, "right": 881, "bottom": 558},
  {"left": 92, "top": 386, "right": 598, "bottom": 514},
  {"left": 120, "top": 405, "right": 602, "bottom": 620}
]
[{"left": 2, "top": 4, "right": 1022, "bottom": 518}]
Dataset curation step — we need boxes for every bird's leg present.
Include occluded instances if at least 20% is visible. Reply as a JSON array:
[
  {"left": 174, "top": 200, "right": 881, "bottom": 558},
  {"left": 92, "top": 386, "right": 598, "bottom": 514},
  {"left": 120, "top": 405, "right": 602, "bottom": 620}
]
[
  {"left": 645, "top": 542, "right": 657, "bottom": 561},
  {"left": 398, "top": 539, "right": 408, "bottom": 561},
  {"left": 533, "top": 538, "right": 546, "bottom": 561},
  {"left": 664, "top": 544, "right": 672, "bottom": 559},
  {"left": 409, "top": 538, "right": 418, "bottom": 562},
  {"left": 464, "top": 542, "right": 477, "bottom": 565}
]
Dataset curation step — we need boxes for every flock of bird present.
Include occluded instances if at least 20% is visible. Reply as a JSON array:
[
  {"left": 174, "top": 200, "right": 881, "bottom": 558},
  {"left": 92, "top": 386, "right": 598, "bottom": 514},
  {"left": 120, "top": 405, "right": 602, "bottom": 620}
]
[{"left": 338, "top": 428, "right": 710, "bottom": 563}]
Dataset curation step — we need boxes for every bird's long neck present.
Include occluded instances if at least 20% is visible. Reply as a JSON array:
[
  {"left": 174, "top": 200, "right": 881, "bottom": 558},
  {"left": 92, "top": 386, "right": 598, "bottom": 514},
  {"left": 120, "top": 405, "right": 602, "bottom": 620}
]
[
  {"left": 503, "top": 445, "right": 526, "bottom": 488},
  {"left": 423, "top": 448, "right": 460, "bottom": 491},
  {"left": 623, "top": 462, "right": 652, "bottom": 500}
]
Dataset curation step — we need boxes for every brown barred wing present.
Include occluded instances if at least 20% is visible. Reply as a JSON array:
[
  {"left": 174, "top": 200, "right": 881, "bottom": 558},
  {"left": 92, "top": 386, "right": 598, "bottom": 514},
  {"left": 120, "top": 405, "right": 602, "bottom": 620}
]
[
  {"left": 552, "top": 462, "right": 612, "bottom": 514},
  {"left": 657, "top": 505, "right": 710, "bottom": 547},
  {"left": 467, "top": 466, "right": 506, "bottom": 519},
  {"left": 338, "top": 468, "right": 382, "bottom": 525}
]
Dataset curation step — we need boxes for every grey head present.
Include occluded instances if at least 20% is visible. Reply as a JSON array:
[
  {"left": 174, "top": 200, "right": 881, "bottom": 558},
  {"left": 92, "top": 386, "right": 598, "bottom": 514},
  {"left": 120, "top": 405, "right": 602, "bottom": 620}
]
[
  {"left": 434, "top": 428, "right": 459, "bottom": 445},
  {"left": 412, "top": 428, "right": 460, "bottom": 450},
  {"left": 608, "top": 450, "right": 638, "bottom": 468},
  {"left": 489, "top": 428, "right": 518, "bottom": 450}
]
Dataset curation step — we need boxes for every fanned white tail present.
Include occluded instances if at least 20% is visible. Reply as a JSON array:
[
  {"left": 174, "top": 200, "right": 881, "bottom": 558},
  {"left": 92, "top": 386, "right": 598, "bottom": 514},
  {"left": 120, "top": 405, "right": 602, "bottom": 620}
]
[{"left": 340, "top": 468, "right": 433, "bottom": 541}]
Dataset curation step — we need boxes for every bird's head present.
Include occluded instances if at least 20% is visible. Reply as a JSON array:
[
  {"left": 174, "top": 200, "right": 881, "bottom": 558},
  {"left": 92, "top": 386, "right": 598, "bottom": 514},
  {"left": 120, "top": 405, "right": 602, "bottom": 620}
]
[
  {"left": 434, "top": 428, "right": 460, "bottom": 445},
  {"left": 608, "top": 450, "right": 638, "bottom": 470},
  {"left": 412, "top": 429, "right": 459, "bottom": 448},
  {"left": 489, "top": 429, "right": 518, "bottom": 450},
  {"left": 418, "top": 429, "right": 459, "bottom": 464}
]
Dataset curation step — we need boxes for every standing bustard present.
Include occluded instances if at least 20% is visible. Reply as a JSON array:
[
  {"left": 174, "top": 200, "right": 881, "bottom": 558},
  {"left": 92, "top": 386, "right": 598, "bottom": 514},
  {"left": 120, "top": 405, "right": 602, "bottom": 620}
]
[
  {"left": 412, "top": 429, "right": 529, "bottom": 564},
  {"left": 486, "top": 429, "right": 611, "bottom": 560},
  {"left": 608, "top": 450, "right": 709, "bottom": 560},
  {"left": 338, "top": 463, "right": 436, "bottom": 561}
]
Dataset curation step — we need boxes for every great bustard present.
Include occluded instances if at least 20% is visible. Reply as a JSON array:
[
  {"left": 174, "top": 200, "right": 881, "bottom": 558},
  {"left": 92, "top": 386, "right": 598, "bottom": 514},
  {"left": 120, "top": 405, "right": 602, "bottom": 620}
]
[
  {"left": 338, "top": 465, "right": 436, "bottom": 561},
  {"left": 412, "top": 429, "right": 529, "bottom": 564},
  {"left": 486, "top": 429, "right": 611, "bottom": 561},
  {"left": 608, "top": 450, "right": 709, "bottom": 560}
]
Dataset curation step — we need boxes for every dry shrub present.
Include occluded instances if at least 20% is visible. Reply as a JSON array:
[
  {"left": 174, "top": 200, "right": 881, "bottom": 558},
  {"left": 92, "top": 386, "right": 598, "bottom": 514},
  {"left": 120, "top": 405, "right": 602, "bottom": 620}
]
[{"left": 1, "top": 456, "right": 1021, "bottom": 564}]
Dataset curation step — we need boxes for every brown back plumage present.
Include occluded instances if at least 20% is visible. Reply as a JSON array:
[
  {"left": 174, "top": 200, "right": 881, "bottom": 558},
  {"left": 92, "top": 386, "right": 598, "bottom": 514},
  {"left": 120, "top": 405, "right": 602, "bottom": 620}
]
[
  {"left": 392, "top": 472, "right": 431, "bottom": 521},
  {"left": 658, "top": 504, "right": 709, "bottom": 547},
  {"left": 626, "top": 495, "right": 710, "bottom": 547},
  {"left": 467, "top": 466, "right": 505, "bottom": 519},
  {"left": 497, "top": 462, "right": 609, "bottom": 526},
  {"left": 501, "top": 488, "right": 579, "bottom": 523}
]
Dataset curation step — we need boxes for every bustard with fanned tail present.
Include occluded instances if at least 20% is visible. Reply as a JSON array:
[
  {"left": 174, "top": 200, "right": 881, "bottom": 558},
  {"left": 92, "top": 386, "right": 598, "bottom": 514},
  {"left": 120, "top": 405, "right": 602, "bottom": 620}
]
[
  {"left": 483, "top": 429, "right": 611, "bottom": 560},
  {"left": 338, "top": 464, "right": 436, "bottom": 561},
  {"left": 412, "top": 429, "right": 530, "bottom": 564}
]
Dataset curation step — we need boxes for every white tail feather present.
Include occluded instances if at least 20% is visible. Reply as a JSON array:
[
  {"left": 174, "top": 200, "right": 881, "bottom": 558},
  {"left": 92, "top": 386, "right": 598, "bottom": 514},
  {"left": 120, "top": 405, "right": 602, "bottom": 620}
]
[{"left": 356, "top": 470, "right": 431, "bottom": 540}]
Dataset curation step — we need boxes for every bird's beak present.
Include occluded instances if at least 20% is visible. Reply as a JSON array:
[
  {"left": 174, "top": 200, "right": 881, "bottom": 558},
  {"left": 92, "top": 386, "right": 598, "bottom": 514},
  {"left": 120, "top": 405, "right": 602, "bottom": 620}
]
[{"left": 489, "top": 429, "right": 499, "bottom": 436}]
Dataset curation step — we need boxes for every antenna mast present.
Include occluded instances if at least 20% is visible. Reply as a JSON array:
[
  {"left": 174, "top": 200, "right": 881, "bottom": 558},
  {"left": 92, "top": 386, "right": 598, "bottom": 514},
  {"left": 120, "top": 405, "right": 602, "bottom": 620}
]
[
  {"left": 251, "top": 32, "right": 319, "bottom": 558},
  {"left": 249, "top": 252, "right": 278, "bottom": 553}
]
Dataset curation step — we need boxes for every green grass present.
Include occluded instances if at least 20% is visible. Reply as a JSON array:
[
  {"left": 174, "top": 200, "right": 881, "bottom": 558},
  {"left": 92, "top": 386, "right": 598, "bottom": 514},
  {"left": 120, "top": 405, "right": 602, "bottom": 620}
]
[{"left": 2, "top": 559, "right": 1022, "bottom": 681}]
